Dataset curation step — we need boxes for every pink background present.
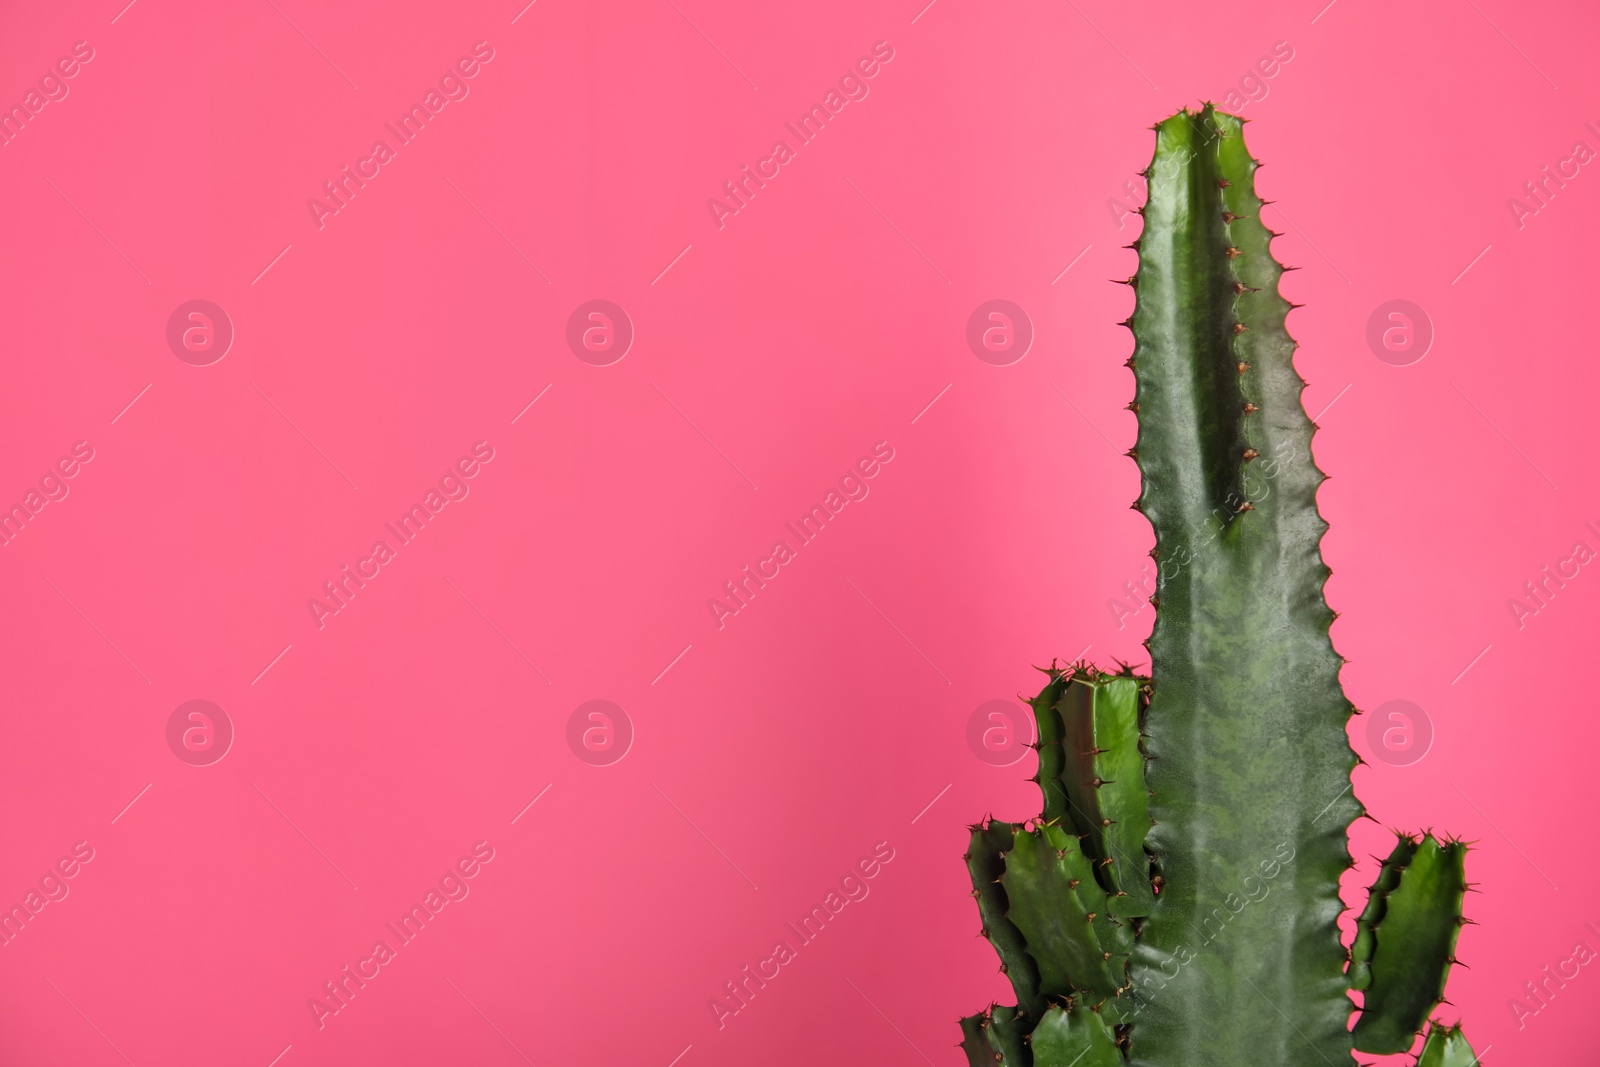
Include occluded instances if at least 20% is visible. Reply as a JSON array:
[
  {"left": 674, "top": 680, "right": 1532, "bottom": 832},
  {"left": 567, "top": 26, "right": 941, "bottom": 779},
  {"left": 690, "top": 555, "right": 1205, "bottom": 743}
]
[{"left": 1, "top": 0, "right": 1596, "bottom": 1063}]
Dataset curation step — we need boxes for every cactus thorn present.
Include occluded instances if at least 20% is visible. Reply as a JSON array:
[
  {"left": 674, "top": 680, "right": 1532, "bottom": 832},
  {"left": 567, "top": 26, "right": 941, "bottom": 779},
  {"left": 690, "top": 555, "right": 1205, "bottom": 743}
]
[
  {"left": 1225, "top": 246, "right": 1242, "bottom": 258},
  {"left": 1243, "top": 448, "right": 1260, "bottom": 461},
  {"left": 1243, "top": 402, "right": 1260, "bottom": 414}
]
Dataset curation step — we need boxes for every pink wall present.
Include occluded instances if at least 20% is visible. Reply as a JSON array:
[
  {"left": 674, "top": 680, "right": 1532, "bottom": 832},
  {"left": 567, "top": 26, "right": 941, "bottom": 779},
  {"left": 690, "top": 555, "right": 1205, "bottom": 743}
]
[{"left": 1, "top": 0, "right": 1596, "bottom": 1064}]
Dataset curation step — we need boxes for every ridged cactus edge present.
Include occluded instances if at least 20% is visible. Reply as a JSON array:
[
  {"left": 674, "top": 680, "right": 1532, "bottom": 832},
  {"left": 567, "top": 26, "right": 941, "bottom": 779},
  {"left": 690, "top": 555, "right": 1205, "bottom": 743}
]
[{"left": 957, "top": 106, "right": 1479, "bottom": 1067}]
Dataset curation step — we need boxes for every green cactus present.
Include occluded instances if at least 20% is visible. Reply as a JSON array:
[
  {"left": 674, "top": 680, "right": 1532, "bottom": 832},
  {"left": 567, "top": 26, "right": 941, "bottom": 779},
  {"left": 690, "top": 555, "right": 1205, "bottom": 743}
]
[{"left": 958, "top": 105, "right": 1480, "bottom": 1066}]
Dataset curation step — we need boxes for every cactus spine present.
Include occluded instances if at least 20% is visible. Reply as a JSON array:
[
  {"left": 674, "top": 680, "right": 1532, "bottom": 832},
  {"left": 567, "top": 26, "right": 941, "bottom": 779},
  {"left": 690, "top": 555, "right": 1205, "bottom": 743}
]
[{"left": 959, "top": 106, "right": 1479, "bottom": 1066}]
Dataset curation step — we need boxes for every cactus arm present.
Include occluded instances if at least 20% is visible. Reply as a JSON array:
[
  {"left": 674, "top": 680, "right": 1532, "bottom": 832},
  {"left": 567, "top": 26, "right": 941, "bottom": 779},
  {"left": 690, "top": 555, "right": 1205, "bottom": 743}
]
[
  {"left": 967, "top": 820, "right": 1047, "bottom": 1018},
  {"left": 1127, "top": 106, "right": 1362, "bottom": 1066},
  {"left": 959, "top": 1006, "right": 1033, "bottom": 1066},
  {"left": 1415, "top": 1022, "right": 1481, "bottom": 1067},
  {"left": 959, "top": 1012, "right": 997, "bottom": 1066},
  {"left": 1055, "top": 669, "right": 1155, "bottom": 917},
  {"left": 1351, "top": 835, "right": 1468, "bottom": 1054},
  {"left": 1348, "top": 835, "right": 1415, "bottom": 991},
  {"left": 1030, "top": 671, "right": 1072, "bottom": 824},
  {"left": 1000, "top": 823, "right": 1135, "bottom": 1013},
  {"left": 1029, "top": 1002, "right": 1122, "bottom": 1066}
]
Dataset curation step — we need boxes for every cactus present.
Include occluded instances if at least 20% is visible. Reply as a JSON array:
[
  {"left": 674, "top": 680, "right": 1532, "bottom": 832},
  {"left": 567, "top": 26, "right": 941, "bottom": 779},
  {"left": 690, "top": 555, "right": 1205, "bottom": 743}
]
[{"left": 958, "top": 106, "right": 1480, "bottom": 1066}]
